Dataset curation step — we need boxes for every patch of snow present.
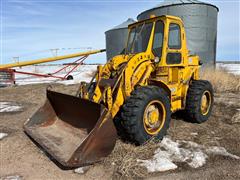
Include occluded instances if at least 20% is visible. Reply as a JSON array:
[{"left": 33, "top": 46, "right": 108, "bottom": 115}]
[
  {"left": 0, "top": 175, "right": 22, "bottom": 180},
  {"left": 74, "top": 168, "right": 85, "bottom": 174},
  {"left": 0, "top": 132, "right": 8, "bottom": 140},
  {"left": 137, "top": 152, "right": 177, "bottom": 172},
  {"left": 159, "top": 138, "right": 207, "bottom": 168},
  {"left": 74, "top": 166, "right": 91, "bottom": 174},
  {"left": 188, "top": 151, "right": 207, "bottom": 168},
  {"left": 217, "top": 63, "right": 240, "bottom": 75},
  {"left": 138, "top": 137, "right": 240, "bottom": 173},
  {"left": 0, "top": 102, "right": 23, "bottom": 113},
  {"left": 206, "top": 146, "right": 240, "bottom": 160},
  {"left": 190, "top": 132, "right": 198, "bottom": 136},
  {"left": 13, "top": 65, "right": 98, "bottom": 85}
]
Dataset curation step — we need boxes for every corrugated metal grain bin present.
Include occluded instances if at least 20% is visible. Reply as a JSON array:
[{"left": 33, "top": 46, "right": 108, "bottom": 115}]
[
  {"left": 105, "top": 18, "right": 135, "bottom": 60},
  {"left": 137, "top": 0, "right": 219, "bottom": 66}
]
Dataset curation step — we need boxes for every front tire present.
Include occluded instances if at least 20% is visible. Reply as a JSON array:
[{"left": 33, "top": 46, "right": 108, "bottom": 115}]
[{"left": 120, "top": 86, "right": 171, "bottom": 145}]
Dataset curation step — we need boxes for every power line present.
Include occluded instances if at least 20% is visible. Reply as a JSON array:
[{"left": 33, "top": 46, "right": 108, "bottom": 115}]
[{"left": 12, "top": 47, "right": 93, "bottom": 60}]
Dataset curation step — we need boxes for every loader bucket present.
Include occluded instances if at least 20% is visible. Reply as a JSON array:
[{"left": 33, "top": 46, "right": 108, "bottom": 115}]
[{"left": 24, "top": 90, "right": 117, "bottom": 168}]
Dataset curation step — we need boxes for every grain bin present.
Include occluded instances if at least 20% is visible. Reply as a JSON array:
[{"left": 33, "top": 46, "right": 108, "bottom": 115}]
[
  {"left": 137, "top": 0, "right": 219, "bottom": 66},
  {"left": 105, "top": 18, "right": 135, "bottom": 60}
]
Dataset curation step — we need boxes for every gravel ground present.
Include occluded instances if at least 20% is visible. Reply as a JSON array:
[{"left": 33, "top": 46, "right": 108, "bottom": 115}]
[{"left": 0, "top": 84, "right": 239, "bottom": 179}]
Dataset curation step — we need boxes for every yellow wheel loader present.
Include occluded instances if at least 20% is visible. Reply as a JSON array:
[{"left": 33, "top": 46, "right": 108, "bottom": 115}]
[{"left": 24, "top": 15, "right": 214, "bottom": 168}]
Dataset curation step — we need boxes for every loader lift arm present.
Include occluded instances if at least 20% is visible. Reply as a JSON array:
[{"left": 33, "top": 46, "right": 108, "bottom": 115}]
[{"left": 24, "top": 53, "right": 154, "bottom": 167}]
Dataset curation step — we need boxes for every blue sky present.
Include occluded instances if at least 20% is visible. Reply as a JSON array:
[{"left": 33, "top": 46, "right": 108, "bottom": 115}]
[{"left": 1, "top": 0, "right": 239, "bottom": 64}]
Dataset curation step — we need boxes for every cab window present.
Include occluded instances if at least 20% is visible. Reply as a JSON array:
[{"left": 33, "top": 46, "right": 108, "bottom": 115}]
[
  {"left": 168, "top": 23, "right": 181, "bottom": 49},
  {"left": 152, "top": 21, "right": 164, "bottom": 58},
  {"left": 126, "top": 22, "right": 153, "bottom": 54}
]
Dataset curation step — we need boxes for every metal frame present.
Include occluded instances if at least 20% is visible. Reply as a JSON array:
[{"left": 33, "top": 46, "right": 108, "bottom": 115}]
[
  {"left": 14, "top": 55, "right": 88, "bottom": 81},
  {"left": 0, "top": 49, "right": 105, "bottom": 85}
]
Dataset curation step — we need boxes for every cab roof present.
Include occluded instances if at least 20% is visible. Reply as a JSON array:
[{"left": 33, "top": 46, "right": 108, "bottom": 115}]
[{"left": 128, "top": 15, "right": 182, "bottom": 28}]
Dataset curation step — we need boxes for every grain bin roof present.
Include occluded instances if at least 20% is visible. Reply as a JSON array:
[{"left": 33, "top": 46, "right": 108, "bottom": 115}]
[
  {"left": 105, "top": 18, "right": 135, "bottom": 33},
  {"left": 154, "top": 0, "right": 218, "bottom": 9},
  {"left": 137, "top": 0, "right": 219, "bottom": 19},
  {"left": 155, "top": 0, "right": 210, "bottom": 6}
]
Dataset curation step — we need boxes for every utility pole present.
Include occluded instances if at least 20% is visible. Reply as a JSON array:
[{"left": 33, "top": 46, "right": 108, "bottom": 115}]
[
  {"left": 13, "top": 57, "right": 19, "bottom": 63},
  {"left": 50, "top": 48, "right": 60, "bottom": 57},
  {"left": 12, "top": 56, "right": 20, "bottom": 68}
]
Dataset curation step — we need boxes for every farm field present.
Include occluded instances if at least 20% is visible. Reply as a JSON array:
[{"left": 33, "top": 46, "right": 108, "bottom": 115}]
[{"left": 0, "top": 63, "right": 240, "bottom": 179}]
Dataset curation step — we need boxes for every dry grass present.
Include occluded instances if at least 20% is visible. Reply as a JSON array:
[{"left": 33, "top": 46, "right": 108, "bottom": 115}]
[
  {"left": 103, "top": 140, "right": 159, "bottom": 179},
  {"left": 201, "top": 68, "right": 240, "bottom": 93}
]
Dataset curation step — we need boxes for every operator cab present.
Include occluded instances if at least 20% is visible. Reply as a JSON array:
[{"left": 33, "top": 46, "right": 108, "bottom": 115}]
[{"left": 125, "top": 15, "right": 198, "bottom": 67}]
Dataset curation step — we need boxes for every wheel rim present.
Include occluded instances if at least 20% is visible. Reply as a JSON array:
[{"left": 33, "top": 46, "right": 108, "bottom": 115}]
[
  {"left": 201, "top": 90, "right": 212, "bottom": 115},
  {"left": 143, "top": 100, "right": 166, "bottom": 135}
]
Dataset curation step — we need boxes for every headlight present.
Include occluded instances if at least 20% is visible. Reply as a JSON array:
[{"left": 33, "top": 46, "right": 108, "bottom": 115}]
[{"left": 154, "top": 57, "right": 160, "bottom": 63}]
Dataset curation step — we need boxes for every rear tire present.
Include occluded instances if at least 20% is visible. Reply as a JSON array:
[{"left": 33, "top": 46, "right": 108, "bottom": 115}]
[
  {"left": 66, "top": 75, "right": 73, "bottom": 80},
  {"left": 119, "top": 86, "right": 171, "bottom": 145},
  {"left": 184, "top": 80, "right": 214, "bottom": 123}
]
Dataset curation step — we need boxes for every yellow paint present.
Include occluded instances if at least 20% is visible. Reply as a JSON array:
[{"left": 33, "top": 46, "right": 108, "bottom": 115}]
[
  {"left": 78, "top": 15, "right": 201, "bottom": 126},
  {"left": 143, "top": 100, "right": 166, "bottom": 135},
  {"left": 201, "top": 90, "right": 212, "bottom": 115}
]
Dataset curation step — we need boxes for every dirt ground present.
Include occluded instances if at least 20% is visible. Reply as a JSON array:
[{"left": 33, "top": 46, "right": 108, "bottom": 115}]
[{"left": 0, "top": 83, "right": 239, "bottom": 180}]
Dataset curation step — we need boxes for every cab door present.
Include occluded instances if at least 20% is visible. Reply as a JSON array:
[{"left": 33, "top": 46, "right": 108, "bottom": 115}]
[
  {"left": 166, "top": 22, "right": 185, "bottom": 84},
  {"left": 167, "top": 23, "right": 182, "bottom": 65}
]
